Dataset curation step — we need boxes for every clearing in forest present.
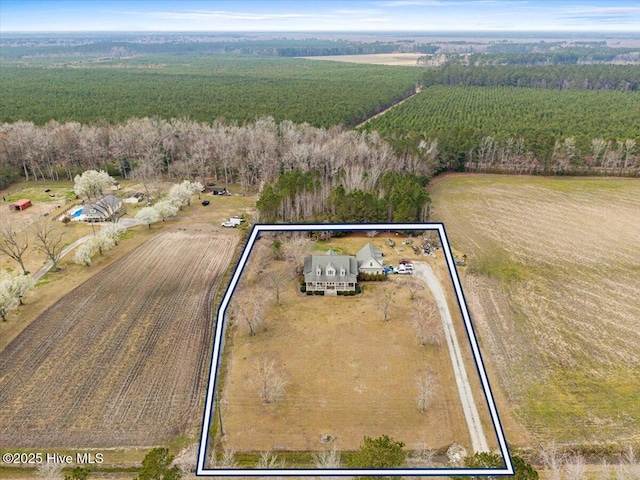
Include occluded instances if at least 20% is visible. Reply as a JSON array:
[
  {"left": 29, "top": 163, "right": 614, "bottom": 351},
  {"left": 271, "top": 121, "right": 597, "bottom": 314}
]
[
  {"left": 429, "top": 174, "right": 640, "bottom": 443},
  {"left": 0, "top": 228, "right": 237, "bottom": 447},
  {"left": 200, "top": 224, "right": 511, "bottom": 476}
]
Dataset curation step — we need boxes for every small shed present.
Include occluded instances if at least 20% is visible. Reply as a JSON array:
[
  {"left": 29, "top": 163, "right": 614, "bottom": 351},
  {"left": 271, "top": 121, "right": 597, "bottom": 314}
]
[{"left": 9, "top": 199, "right": 32, "bottom": 211}]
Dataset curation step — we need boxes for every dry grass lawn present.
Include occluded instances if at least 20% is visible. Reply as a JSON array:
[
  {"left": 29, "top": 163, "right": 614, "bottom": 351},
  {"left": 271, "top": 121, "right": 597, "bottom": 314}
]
[
  {"left": 429, "top": 173, "right": 640, "bottom": 444},
  {"left": 220, "top": 233, "right": 501, "bottom": 458}
]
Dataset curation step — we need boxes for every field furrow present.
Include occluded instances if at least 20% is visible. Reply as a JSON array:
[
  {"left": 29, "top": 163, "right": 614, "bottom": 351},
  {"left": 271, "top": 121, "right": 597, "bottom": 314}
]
[{"left": 0, "top": 230, "right": 237, "bottom": 448}]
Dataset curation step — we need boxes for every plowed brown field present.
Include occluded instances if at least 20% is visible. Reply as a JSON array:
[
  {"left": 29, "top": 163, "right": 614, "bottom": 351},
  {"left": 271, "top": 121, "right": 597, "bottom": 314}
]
[{"left": 0, "top": 229, "right": 237, "bottom": 448}]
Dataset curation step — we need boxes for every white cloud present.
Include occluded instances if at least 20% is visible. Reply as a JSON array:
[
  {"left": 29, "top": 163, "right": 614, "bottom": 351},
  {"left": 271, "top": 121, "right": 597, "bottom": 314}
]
[
  {"left": 567, "top": 6, "right": 640, "bottom": 15},
  {"left": 123, "top": 9, "right": 314, "bottom": 22},
  {"left": 375, "top": 0, "right": 527, "bottom": 6},
  {"left": 357, "top": 17, "right": 391, "bottom": 22}
]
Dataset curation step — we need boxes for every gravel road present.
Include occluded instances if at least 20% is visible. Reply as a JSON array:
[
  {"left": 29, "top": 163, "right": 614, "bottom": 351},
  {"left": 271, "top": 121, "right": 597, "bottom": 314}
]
[{"left": 413, "top": 262, "right": 490, "bottom": 453}]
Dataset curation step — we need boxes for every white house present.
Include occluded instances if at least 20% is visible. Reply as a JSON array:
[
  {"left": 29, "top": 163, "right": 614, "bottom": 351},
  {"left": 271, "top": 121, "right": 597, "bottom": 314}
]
[
  {"left": 303, "top": 243, "right": 386, "bottom": 294},
  {"left": 356, "top": 243, "right": 385, "bottom": 275},
  {"left": 303, "top": 250, "right": 358, "bottom": 294}
]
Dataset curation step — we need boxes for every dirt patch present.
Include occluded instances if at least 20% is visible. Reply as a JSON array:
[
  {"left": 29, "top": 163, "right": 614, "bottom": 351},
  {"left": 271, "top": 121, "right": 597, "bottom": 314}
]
[{"left": 0, "top": 230, "right": 238, "bottom": 448}]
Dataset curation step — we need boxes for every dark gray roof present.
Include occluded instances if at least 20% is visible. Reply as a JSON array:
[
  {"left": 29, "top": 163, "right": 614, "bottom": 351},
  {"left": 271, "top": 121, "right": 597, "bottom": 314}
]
[{"left": 81, "top": 195, "right": 121, "bottom": 217}]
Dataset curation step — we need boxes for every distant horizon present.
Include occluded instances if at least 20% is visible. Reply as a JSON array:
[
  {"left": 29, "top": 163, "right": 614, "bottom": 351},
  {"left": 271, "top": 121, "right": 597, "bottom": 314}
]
[
  {"left": 3, "top": 29, "right": 638, "bottom": 35},
  {"left": 2, "top": 1, "right": 639, "bottom": 33}
]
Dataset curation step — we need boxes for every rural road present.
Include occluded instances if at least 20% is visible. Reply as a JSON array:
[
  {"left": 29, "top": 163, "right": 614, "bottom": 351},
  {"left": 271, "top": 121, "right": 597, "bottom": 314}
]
[
  {"left": 33, "top": 219, "right": 141, "bottom": 282},
  {"left": 413, "top": 262, "right": 490, "bottom": 453},
  {"left": 356, "top": 88, "right": 421, "bottom": 128}
]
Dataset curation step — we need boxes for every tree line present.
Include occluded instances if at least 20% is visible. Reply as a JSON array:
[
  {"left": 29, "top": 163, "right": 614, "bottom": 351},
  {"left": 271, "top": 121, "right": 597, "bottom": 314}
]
[
  {"left": 419, "top": 64, "right": 640, "bottom": 91},
  {"left": 0, "top": 116, "right": 437, "bottom": 197},
  {"left": 257, "top": 170, "right": 431, "bottom": 223}
]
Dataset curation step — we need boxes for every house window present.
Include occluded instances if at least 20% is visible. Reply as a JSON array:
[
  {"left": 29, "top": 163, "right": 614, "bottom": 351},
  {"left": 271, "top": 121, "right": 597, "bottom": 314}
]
[
  {"left": 327, "top": 267, "right": 335, "bottom": 276},
  {"left": 369, "top": 261, "right": 373, "bottom": 266},
  {"left": 316, "top": 266, "right": 322, "bottom": 276},
  {"left": 340, "top": 266, "right": 346, "bottom": 276}
]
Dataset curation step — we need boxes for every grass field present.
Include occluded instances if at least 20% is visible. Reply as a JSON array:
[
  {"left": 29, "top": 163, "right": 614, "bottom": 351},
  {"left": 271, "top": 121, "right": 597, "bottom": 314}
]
[
  {"left": 303, "top": 53, "right": 424, "bottom": 66},
  {"left": 218, "top": 234, "right": 500, "bottom": 462},
  {"left": 429, "top": 174, "right": 640, "bottom": 443},
  {"left": 0, "top": 227, "right": 237, "bottom": 448}
]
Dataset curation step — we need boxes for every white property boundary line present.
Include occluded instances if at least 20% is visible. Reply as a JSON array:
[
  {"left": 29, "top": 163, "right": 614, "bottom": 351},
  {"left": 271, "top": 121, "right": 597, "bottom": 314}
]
[{"left": 197, "top": 223, "right": 513, "bottom": 477}]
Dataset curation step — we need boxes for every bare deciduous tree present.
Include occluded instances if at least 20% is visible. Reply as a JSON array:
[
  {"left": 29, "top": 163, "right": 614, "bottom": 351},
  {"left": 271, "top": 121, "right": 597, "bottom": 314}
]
[
  {"left": 401, "top": 275, "right": 423, "bottom": 300},
  {"left": 33, "top": 220, "right": 66, "bottom": 271},
  {"left": 264, "top": 263, "right": 291, "bottom": 307},
  {"left": 229, "top": 292, "right": 267, "bottom": 336},
  {"left": 563, "top": 452, "right": 587, "bottom": 480},
  {"left": 208, "top": 449, "right": 238, "bottom": 469},
  {"left": 376, "top": 286, "right": 394, "bottom": 322},
  {"left": 615, "top": 445, "right": 640, "bottom": 479},
  {"left": 252, "top": 355, "right": 288, "bottom": 404},
  {"left": 313, "top": 446, "right": 341, "bottom": 468},
  {"left": 408, "top": 441, "right": 435, "bottom": 467},
  {"left": 412, "top": 298, "right": 442, "bottom": 346},
  {"left": 415, "top": 370, "right": 438, "bottom": 413},
  {"left": 247, "top": 243, "right": 274, "bottom": 280},
  {"left": 539, "top": 440, "right": 565, "bottom": 480},
  {"left": 256, "top": 451, "right": 285, "bottom": 469},
  {"left": 0, "top": 224, "right": 30, "bottom": 274},
  {"left": 36, "top": 462, "right": 64, "bottom": 480},
  {"left": 282, "top": 235, "right": 313, "bottom": 275},
  {"left": 175, "top": 443, "right": 199, "bottom": 478}
]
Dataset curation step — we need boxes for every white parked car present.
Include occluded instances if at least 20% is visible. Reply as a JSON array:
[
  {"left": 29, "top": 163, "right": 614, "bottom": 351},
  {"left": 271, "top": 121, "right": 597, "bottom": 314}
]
[
  {"left": 395, "top": 264, "right": 412, "bottom": 274},
  {"left": 221, "top": 221, "right": 235, "bottom": 228}
]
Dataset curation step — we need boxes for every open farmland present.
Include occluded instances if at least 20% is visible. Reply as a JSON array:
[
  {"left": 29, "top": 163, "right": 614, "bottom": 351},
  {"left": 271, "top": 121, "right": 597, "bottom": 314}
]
[
  {"left": 0, "top": 228, "right": 237, "bottom": 447},
  {"left": 303, "top": 53, "right": 424, "bottom": 66},
  {"left": 218, "top": 234, "right": 499, "bottom": 460},
  {"left": 429, "top": 174, "right": 640, "bottom": 443}
]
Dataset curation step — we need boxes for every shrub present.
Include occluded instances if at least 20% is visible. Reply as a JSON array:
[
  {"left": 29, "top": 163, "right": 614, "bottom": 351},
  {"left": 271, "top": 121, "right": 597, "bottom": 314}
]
[
  {"left": 300, "top": 285, "right": 306, "bottom": 293},
  {"left": 358, "top": 273, "right": 387, "bottom": 282}
]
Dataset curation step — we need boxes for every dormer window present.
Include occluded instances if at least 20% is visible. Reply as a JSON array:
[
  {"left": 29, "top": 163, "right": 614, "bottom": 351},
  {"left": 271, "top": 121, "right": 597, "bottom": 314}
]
[
  {"left": 316, "top": 266, "right": 322, "bottom": 276},
  {"left": 340, "top": 266, "right": 346, "bottom": 276},
  {"left": 326, "top": 262, "right": 335, "bottom": 276}
]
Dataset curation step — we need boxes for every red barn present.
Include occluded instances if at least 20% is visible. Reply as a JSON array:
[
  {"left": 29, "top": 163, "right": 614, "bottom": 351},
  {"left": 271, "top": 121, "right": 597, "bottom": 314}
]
[{"left": 9, "top": 199, "right": 32, "bottom": 211}]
